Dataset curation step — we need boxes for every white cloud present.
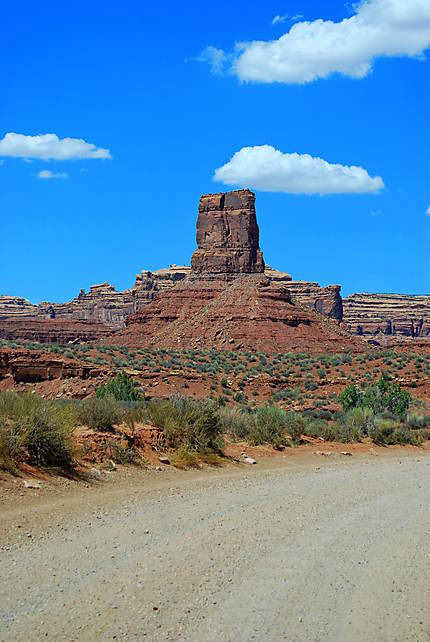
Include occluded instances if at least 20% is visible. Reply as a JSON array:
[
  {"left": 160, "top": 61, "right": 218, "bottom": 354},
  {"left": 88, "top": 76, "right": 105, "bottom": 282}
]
[
  {"left": 272, "top": 14, "right": 303, "bottom": 25},
  {"left": 427, "top": 205, "right": 430, "bottom": 215},
  {"left": 0, "top": 132, "right": 111, "bottom": 160},
  {"left": 272, "top": 14, "right": 289, "bottom": 25},
  {"left": 192, "top": 46, "right": 230, "bottom": 75},
  {"left": 204, "top": 0, "right": 430, "bottom": 83},
  {"left": 214, "top": 145, "right": 384, "bottom": 194},
  {"left": 37, "top": 170, "right": 69, "bottom": 180}
]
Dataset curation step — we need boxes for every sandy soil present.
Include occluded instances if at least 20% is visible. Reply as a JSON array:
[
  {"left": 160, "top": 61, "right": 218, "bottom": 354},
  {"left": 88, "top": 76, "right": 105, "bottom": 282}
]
[{"left": 1, "top": 451, "right": 430, "bottom": 641}]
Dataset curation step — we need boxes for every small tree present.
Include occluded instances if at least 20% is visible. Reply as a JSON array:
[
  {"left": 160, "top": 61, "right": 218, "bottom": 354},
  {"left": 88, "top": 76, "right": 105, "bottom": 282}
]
[{"left": 96, "top": 372, "right": 140, "bottom": 402}]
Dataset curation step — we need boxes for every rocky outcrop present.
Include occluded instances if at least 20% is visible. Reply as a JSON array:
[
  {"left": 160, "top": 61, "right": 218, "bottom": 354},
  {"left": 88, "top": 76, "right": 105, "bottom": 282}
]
[
  {"left": 37, "top": 266, "right": 192, "bottom": 329},
  {"left": 285, "top": 282, "right": 343, "bottom": 322},
  {"left": 39, "top": 283, "right": 137, "bottom": 326},
  {"left": 191, "top": 190, "right": 265, "bottom": 275},
  {"left": 152, "top": 265, "right": 191, "bottom": 289},
  {"left": 264, "top": 266, "right": 292, "bottom": 283},
  {"left": 262, "top": 269, "right": 342, "bottom": 322},
  {"left": 343, "top": 293, "right": 430, "bottom": 340},
  {"left": 0, "top": 348, "right": 103, "bottom": 383},
  {"left": 0, "top": 296, "right": 38, "bottom": 317}
]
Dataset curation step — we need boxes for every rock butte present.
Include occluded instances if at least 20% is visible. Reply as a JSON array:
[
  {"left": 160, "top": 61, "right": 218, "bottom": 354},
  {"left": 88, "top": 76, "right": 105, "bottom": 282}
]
[
  {"left": 190, "top": 190, "right": 265, "bottom": 274},
  {"left": 0, "top": 189, "right": 345, "bottom": 346},
  {"left": 112, "top": 190, "right": 361, "bottom": 353}
]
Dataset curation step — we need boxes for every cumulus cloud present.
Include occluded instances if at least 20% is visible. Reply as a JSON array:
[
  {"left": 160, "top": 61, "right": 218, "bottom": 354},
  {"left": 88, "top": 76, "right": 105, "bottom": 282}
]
[
  {"left": 203, "top": 0, "right": 430, "bottom": 83},
  {"left": 37, "top": 170, "right": 69, "bottom": 180},
  {"left": 213, "top": 145, "right": 384, "bottom": 194},
  {"left": 0, "top": 132, "right": 111, "bottom": 160}
]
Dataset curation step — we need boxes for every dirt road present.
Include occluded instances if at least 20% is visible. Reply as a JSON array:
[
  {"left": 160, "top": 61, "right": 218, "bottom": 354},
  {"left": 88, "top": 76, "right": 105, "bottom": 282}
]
[{"left": 2, "top": 453, "right": 430, "bottom": 641}]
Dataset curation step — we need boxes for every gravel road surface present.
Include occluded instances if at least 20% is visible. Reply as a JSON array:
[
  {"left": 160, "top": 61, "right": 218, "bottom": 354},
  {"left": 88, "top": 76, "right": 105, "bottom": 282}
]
[{"left": 1, "top": 453, "right": 430, "bottom": 641}]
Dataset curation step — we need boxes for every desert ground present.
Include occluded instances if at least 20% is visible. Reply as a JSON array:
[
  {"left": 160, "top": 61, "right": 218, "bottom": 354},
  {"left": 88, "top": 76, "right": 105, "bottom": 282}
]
[{"left": 2, "top": 450, "right": 430, "bottom": 641}]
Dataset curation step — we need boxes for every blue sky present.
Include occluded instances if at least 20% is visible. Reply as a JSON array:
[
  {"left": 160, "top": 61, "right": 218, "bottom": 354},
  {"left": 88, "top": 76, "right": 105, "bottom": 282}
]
[{"left": 1, "top": 0, "right": 429, "bottom": 303}]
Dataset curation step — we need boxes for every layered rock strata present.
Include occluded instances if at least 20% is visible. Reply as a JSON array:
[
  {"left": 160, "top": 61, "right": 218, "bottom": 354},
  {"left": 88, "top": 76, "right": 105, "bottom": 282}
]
[
  {"left": 0, "top": 296, "right": 38, "bottom": 317},
  {"left": 343, "top": 293, "right": 430, "bottom": 339},
  {"left": 0, "top": 318, "right": 114, "bottom": 344}
]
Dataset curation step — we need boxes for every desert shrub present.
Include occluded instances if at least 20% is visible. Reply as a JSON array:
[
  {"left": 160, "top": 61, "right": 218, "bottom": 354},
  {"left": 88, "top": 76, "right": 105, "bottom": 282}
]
[
  {"left": 405, "top": 413, "right": 430, "bottom": 429},
  {"left": 148, "top": 397, "right": 223, "bottom": 452},
  {"left": 249, "top": 405, "right": 288, "bottom": 449},
  {"left": 217, "top": 406, "right": 252, "bottom": 441},
  {"left": 23, "top": 404, "right": 76, "bottom": 467},
  {"left": 109, "top": 441, "right": 140, "bottom": 464},
  {"left": 233, "top": 391, "right": 247, "bottom": 404},
  {"left": 96, "top": 372, "right": 140, "bottom": 402},
  {"left": 369, "top": 418, "right": 424, "bottom": 446},
  {"left": 285, "top": 412, "right": 309, "bottom": 443},
  {"left": 77, "top": 397, "right": 123, "bottom": 431},
  {"left": 0, "top": 419, "right": 24, "bottom": 472},
  {"left": 0, "top": 392, "right": 76, "bottom": 470},
  {"left": 342, "top": 407, "right": 374, "bottom": 436},
  {"left": 339, "top": 375, "right": 411, "bottom": 417}
]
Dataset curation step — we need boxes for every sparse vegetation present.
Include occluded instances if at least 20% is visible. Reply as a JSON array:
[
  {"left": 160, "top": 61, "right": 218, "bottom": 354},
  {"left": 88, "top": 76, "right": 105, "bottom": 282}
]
[{"left": 2, "top": 340, "right": 430, "bottom": 473}]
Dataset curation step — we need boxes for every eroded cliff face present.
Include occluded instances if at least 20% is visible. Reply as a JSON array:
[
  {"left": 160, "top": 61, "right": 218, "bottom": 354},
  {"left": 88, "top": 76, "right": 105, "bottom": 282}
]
[
  {"left": 191, "top": 190, "right": 265, "bottom": 275},
  {"left": 343, "top": 293, "right": 430, "bottom": 339}
]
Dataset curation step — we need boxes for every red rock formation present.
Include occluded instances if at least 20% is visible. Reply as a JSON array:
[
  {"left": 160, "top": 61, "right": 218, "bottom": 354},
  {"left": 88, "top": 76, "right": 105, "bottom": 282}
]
[
  {"left": 285, "top": 282, "right": 343, "bottom": 322},
  {"left": 117, "top": 276, "right": 363, "bottom": 353},
  {"left": 191, "top": 190, "right": 265, "bottom": 274},
  {"left": 0, "top": 190, "right": 346, "bottom": 348},
  {"left": 343, "top": 293, "right": 430, "bottom": 340},
  {"left": 263, "top": 269, "right": 342, "bottom": 322}
]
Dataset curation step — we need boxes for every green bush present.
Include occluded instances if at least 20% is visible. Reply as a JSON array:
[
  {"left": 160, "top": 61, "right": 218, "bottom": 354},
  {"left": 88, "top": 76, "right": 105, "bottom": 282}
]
[
  {"left": 369, "top": 418, "right": 424, "bottom": 446},
  {"left": 339, "top": 375, "right": 411, "bottom": 417},
  {"left": 96, "top": 371, "right": 140, "bottom": 402}
]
